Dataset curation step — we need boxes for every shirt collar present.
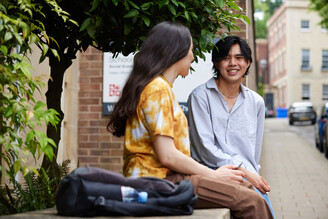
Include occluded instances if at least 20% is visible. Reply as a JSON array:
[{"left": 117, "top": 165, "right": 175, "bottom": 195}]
[{"left": 206, "top": 77, "right": 249, "bottom": 98}]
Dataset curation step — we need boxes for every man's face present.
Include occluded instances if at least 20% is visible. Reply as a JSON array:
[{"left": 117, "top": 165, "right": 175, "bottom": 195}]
[{"left": 215, "top": 44, "right": 250, "bottom": 84}]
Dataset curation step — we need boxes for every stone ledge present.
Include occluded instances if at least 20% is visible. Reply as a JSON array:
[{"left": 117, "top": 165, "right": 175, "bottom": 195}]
[{"left": 1, "top": 208, "right": 231, "bottom": 219}]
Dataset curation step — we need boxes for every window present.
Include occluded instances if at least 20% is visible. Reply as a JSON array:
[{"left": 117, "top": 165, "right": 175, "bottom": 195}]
[
  {"left": 323, "top": 85, "right": 328, "bottom": 100},
  {"left": 301, "top": 49, "right": 311, "bottom": 70},
  {"left": 301, "top": 20, "right": 310, "bottom": 31},
  {"left": 322, "top": 50, "right": 328, "bottom": 70},
  {"left": 302, "top": 84, "right": 310, "bottom": 100}
]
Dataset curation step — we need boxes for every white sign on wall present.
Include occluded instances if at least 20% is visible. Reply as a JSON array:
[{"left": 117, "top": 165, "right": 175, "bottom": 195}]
[{"left": 103, "top": 52, "right": 213, "bottom": 115}]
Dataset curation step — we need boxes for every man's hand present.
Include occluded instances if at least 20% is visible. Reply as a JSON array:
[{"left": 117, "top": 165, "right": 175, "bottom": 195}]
[
  {"left": 214, "top": 165, "right": 245, "bottom": 184},
  {"left": 245, "top": 170, "right": 270, "bottom": 194}
]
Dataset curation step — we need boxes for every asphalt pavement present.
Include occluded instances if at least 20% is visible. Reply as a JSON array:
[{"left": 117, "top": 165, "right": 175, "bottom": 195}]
[{"left": 260, "top": 118, "right": 328, "bottom": 219}]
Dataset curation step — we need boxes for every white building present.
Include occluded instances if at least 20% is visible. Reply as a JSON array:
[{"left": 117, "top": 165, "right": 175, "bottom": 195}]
[{"left": 267, "top": 0, "right": 328, "bottom": 113}]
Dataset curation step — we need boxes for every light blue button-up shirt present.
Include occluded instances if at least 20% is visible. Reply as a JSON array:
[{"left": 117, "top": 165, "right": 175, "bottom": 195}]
[{"left": 187, "top": 78, "right": 265, "bottom": 174}]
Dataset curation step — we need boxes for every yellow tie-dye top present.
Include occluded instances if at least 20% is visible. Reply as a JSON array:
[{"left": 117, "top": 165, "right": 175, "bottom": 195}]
[{"left": 123, "top": 75, "right": 190, "bottom": 178}]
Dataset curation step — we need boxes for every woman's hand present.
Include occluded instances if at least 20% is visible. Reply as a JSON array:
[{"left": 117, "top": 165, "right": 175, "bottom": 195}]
[
  {"left": 213, "top": 165, "right": 245, "bottom": 184},
  {"left": 244, "top": 170, "right": 270, "bottom": 194}
]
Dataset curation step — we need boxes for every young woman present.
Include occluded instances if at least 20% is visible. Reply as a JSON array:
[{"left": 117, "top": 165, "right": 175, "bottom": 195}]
[{"left": 107, "top": 21, "right": 273, "bottom": 219}]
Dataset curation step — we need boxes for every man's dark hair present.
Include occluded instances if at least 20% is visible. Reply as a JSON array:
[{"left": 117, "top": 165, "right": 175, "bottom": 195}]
[{"left": 211, "top": 36, "right": 252, "bottom": 79}]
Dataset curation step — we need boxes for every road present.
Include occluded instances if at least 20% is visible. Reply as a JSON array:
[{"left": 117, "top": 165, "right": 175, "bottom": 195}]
[{"left": 260, "top": 118, "right": 328, "bottom": 219}]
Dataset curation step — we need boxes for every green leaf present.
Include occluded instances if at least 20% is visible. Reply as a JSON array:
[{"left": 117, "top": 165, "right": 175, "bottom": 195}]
[
  {"left": 43, "top": 146, "right": 54, "bottom": 161},
  {"left": 171, "top": 0, "right": 179, "bottom": 7},
  {"left": 127, "top": 0, "right": 140, "bottom": 10},
  {"left": 4, "top": 32, "right": 12, "bottom": 42},
  {"left": 124, "top": 9, "right": 139, "bottom": 18},
  {"left": 184, "top": 11, "right": 190, "bottom": 20},
  {"left": 124, "top": 24, "right": 131, "bottom": 35},
  {"left": 159, "top": 0, "right": 169, "bottom": 9},
  {"left": 87, "top": 25, "right": 96, "bottom": 38},
  {"left": 227, "top": 1, "right": 241, "bottom": 11},
  {"left": 34, "top": 101, "right": 46, "bottom": 111},
  {"left": 13, "top": 160, "right": 21, "bottom": 174},
  {"left": 167, "top": 4, "right": 176, "bottom": 15},
  {"left": 112, "top": 0, "right": 118, "bottom": 6},
  {"left": 243, "top": 15, "right": 251, "bottom": 24},
  {"left": 0, "top": 45, "right": 8, "bottom": 55},
  {"left": 80, "top": 18, "right": 91, "bottom": 31},
  {"left": 90, "top": 0, "right": 100, "bottom": 12},
  {"left": 178, "top": 2, "right": 186, "bottom": 8},
  {"left": 217, "top": 0, "right": 224, "bottom": 8},
  {"left": 42, "top": 43, "right": 49, "bottom": 57},
  {"left": 141, "top": 15, "right": 150, "bottom": 26},
  {"left": 26, "top": 131, "right": 35, "bottom": 143},
  {"left": 141, "top": 2, "right": 152, "bottom": 10}
]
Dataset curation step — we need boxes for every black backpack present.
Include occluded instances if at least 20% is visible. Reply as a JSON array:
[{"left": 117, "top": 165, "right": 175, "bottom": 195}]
[{"left": 56, "top": 167, "right": 198, "bottom": 216}]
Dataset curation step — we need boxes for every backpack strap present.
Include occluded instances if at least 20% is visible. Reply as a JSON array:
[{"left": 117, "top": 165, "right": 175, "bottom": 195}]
[{"left": 89, "top": 195, "right": 195, "bottom": 216}]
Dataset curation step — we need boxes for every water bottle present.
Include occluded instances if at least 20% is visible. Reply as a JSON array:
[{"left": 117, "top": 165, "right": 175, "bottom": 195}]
[{"left": 121, "top": 186, "right": 148, "bottom": 203}]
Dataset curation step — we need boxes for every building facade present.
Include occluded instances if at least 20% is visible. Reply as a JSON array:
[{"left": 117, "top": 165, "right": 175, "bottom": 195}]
[{"left": 267, "top": 0, "right": 328, "bottom": 113}]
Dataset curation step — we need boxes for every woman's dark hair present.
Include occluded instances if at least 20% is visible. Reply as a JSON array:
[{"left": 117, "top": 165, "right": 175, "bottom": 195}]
[
  {"left": 107, "top": 21, "right": 192, "bottom": 137},
  {"left": 212, "top": 36, "right": 252, "bottom": 79}
]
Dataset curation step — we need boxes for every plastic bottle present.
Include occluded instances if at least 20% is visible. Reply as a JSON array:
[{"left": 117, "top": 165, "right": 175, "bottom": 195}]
[{"left": 121, "top": 186, "right": 148, "bottom": 203}]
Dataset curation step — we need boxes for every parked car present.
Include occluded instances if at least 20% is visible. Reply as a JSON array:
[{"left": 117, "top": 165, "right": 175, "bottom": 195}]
[
  {"left": 323, "top": 123, "right": 328, "bottom": 158},
  {"left": 265, "top": 106, "right": 275, "bottom": 118},
  {"left": 315, "top": 103, "right": 328, "bottom": 152},
  {"left": 288, "top": 102, "right": 316, "bottom": 125},
  {"left": 314, "top": 103, "right": 328, "bottom": 152}
]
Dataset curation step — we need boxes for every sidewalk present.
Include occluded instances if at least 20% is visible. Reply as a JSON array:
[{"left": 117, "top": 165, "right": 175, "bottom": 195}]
[{"left": 260, "top": 118, "right": 328, "bottom": 219}]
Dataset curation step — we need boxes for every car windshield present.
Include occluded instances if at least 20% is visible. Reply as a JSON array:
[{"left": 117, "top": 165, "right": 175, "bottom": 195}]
[{"left": 292, "top": 106, "right": 313, "bottom": 111}]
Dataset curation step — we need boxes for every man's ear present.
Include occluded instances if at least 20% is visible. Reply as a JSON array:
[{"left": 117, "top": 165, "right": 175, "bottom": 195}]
[
  {"left": 214, "top": 62, "right": 220, "bottom": 69},
  {"left": 247, "top": 60, "right": 251, "bottom": 68}
]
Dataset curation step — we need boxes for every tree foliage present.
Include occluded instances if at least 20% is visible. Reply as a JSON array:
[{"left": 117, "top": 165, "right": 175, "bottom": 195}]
[
  {"left": 20, "top": 0, "right": 250, "bottom": 170},
  {"left": 309, "top": 0, "right": 328, "bottom": 29},
  {"left": 0, "top": 0, "right": 61, "bottom": 180},
  {"left": 254, "top": 0, "right": 283, "bottom": 38}
]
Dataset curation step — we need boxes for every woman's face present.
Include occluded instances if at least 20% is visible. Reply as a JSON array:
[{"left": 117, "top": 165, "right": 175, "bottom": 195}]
[{"left": 177, "top": 39, "right": 194, "bottom": 77}]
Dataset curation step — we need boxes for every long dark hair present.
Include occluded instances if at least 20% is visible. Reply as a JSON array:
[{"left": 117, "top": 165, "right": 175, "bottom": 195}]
[
  {"left": 212, "top": 36, "right": 252, "bottom": 79},
  {"left": 107, "top": 21, "right": 191, "bottom": 137}
]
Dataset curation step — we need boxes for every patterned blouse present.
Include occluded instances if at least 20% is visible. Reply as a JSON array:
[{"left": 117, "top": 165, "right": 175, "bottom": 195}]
[{"left": 123, "top": 75, "right": 190, "bottom": 178}]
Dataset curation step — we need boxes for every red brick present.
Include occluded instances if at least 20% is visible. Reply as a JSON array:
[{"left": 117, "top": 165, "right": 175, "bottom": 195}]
[
  {"left": 78, "top": 134, "right": 89, "bottom": 141},
  {"left": 79, "top": 98, "right": 99, "bottom": 105},
  {"left": 80, "top": 84, "right": 100, "bottom": 91},
  {"left": 79, "top": 105, "right": 89, "bottom": 112},
  {"left": 111, "top": 149, "right": 124, "bottom": 156},
  {"left": 90, "top": 120, "right": 107, "bottom": 127},
  {"left": 90, "top": 106, "right": 102, "bottom": 112},
  {"left": 108, "top": 165, "right": 123, "bottom": 173},
  {"left": 111, "top": 135, "right": 124, "bottom": 143},
  {"left": 79, "top": 112, "right": 100, "bottom": 120},
  {"left": 79, "top": 142, "right": 98, "bottom": 148},
  {"left": 89, "top": 91, "right": 103, "bottom": 98},
  {"left": 79, "top": 156, "right": 99, "bottom": 163},
  {"left": 90, "top": 135, "right": 110, "bottom": 142},
  {"left": 79, "top": 127, "right": 99, "bottom": 134},
  {"left": 80, "top": 69, "right": 101, "bottom": 76},
  {"left": 90, "top": 62, "right": 103, "bottom": 69},
  {"left": 90, "top": 77, "right": 103, "bottom": 83},
  {"left": 79, "top": 91, "right": 89, "bottom": 98},
  {"left": 100, "top": 157, "right": 121, "bottom": 164},
  {"left": 90, "top": 150, "right": 110, "bottom": 156},
  {"left": 78, "top": 149, "right": 88, "bottom": 156}
]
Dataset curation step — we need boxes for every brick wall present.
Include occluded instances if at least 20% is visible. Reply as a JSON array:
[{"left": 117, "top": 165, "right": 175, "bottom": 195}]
[{"left": 78, "top": 47, "right": 124, "bottom": 173}]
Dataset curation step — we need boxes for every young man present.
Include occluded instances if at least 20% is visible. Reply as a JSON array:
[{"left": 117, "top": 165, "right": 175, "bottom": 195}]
[{"left": 187, "top": 36, "right": 274, "bottom": 216}]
